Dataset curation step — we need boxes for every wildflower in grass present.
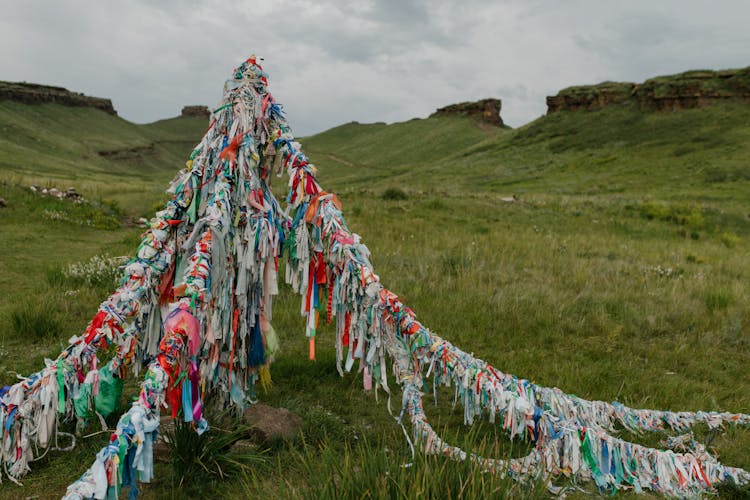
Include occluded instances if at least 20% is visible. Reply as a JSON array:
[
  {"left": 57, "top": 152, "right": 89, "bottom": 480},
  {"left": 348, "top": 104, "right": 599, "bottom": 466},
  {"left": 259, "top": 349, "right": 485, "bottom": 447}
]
[
  {"left": 64, "top": 254, "right": 128, "bottom": 288},
  {"left": 646, "top": 265, "right": 683, "bottom": 279},
  {"left": 42, "top": 209, "right": 68, "bottom": 222}
]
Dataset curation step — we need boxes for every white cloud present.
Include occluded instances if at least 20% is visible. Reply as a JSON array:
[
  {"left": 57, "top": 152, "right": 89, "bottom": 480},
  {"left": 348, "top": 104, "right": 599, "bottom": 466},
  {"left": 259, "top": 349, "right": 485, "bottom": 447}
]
[{"left": 1, "top": 0, "right": 749, "bottom": 135}]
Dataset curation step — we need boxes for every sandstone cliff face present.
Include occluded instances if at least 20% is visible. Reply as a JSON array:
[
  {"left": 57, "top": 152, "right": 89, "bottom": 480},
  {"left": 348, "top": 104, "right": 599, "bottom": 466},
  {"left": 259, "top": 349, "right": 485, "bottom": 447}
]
[
  {"left": 547, "top": 67, "right": 750, "bottom": 114},
  {"left": 181, "top": 105, "right": 210, "bottom": 119},
  {"left": 0, "top": 81, "right": 116, "bottom": 114},
  {"left": 546, "top": 82, "right": 636, "bottom": 113},
  {"left": 430, "top": 98, "right": 504, "bottom": 127}
]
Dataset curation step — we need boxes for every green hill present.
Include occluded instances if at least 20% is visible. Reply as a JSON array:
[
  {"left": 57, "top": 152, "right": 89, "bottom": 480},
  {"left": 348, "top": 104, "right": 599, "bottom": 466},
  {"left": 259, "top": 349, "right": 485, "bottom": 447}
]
[
  {"left": 303, "top": 101, "right": 750, "bottom": 236},
  {"left": 0, "top": 101, "right": 207, "bottom": 211},
  {"left": 305, "top": 102, "right": 750, "bottom": 196},
  {"left": 301, "top": 116, "right": 499, "bottom": 189}
]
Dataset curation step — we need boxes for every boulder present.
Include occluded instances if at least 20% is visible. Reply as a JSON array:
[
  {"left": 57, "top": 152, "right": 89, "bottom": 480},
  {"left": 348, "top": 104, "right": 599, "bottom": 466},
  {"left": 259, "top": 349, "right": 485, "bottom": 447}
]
[
  {"left": 0, "top": 197, "right": 6, "bottom": 208},
  {"left": 242, "top": 403, "right": 302, "bottom": 443}
]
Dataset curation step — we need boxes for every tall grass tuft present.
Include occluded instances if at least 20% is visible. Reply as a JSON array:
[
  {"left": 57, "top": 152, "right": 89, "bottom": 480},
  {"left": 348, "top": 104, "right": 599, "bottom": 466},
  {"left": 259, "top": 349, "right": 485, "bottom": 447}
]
[
  {"left": 163, "top": 413, "right": 265, "bottom": 491},
  {"left": 10, "top": 300, "right": 62, "bottom": 340},
  {"left": 705, "top": 289, "right": 733, "bottom": 313},
  {"left": 441, "top": 251, "right": 472, "bottom": 277},
  {"left": 44, "top": 265, "right": 68, "bottom": 288}
]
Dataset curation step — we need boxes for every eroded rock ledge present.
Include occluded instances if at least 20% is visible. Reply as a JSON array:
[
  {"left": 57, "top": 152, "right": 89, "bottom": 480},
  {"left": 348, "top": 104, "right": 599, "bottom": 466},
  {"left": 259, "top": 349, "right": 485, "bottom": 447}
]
[
  {"left": 430, "top": 98, "right": 504, "bottom": 127},
  {"left": 547, "top": 67, "right": 750, "bottom": 113},
  {"left": 181, "top": 105, "right": 210, "bottom": 119},
  {"left": 0, "top": 81, "right": 116, "bottom": 115}
]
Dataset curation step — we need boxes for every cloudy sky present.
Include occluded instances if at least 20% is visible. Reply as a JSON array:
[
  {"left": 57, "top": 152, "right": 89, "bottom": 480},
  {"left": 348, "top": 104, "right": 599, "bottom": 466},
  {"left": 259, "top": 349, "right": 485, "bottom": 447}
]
[{"left": 2, "top": 1, "right": 749, "bottom": 135}]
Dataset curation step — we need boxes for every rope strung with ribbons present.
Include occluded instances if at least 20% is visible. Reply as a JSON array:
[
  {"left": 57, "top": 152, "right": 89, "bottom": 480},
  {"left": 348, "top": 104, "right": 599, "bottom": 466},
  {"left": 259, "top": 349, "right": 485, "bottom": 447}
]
[
  {"left": 0, "top": 55, "right": 747, "bottom": 498},
  {"left": 274, "top": 61, "right": 750, "bottom": 496},
  {"left": 280, "top": 132, "right": 750, "bottom": 496}
]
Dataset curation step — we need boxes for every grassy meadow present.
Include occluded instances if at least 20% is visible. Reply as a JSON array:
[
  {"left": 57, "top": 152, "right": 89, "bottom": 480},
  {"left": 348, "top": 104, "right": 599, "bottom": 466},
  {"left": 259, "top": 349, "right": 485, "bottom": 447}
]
[{"left": 0, "top": 98, "right": 749, "bottom": 498}]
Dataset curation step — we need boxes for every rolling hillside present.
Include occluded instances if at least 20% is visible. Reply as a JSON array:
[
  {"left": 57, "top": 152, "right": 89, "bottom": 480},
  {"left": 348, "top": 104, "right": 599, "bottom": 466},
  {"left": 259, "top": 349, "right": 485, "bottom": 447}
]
[
  {"left": 0, "top": 101, "right": 207, "bottom": 211},
  {"left": 305, "top": 102, "right": 750, "bottom": 204}
]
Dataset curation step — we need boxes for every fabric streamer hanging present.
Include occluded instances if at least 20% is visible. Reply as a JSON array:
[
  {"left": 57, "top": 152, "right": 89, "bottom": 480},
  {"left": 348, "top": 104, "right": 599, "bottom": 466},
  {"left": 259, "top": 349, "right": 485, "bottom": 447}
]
[{"left": 0, "top": 55, "right": 747, "bottom": 498}]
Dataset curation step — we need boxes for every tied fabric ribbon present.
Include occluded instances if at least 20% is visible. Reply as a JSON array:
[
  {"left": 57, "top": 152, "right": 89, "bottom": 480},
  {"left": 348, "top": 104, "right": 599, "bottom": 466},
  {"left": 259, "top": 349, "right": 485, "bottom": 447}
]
[{"left": 163, "top": 305, "right": 201, "bottom": 357}]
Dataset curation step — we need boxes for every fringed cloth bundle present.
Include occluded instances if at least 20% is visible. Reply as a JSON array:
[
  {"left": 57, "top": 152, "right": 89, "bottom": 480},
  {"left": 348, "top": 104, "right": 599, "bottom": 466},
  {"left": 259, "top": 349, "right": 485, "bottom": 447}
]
[{"left": 0, "top": 55, "right": 746, "bottom": 498}]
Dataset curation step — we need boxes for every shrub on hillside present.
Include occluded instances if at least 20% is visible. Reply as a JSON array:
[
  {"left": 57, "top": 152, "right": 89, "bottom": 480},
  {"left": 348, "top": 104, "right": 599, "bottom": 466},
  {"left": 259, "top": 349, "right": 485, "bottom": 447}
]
[
  {"left": 423, "top": 198, "right": 446, "bottom": 210},
  {"left": 721, "top": 231, "right": 741, "bottom": 248},
  {"left": 381, "top": 187, "right": 408, "bottom": 201},
  {"left": 639, "top": 202, "right": 704, "bottom": 228}
]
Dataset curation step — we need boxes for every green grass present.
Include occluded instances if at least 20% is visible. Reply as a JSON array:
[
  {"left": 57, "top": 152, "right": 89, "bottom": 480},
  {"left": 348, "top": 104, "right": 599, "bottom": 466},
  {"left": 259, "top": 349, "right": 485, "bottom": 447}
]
[
  {"left": 0, "top": 97, "right": 749, "bottom": 497},
  {"left": 10, "top": 299, "right": 63, "bottom": 341},
  {"left": 283, "top": 432, "right": 545, "bottom": 499}
]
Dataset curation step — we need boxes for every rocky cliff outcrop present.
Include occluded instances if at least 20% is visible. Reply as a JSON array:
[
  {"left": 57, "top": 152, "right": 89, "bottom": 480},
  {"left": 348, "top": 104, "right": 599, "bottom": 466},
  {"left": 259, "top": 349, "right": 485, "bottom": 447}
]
[
  {"left": 181, "top": 105, "right": 210, "bottom": 119},
  {"left": 431, "top": 98, "right": 504, "bottom": 127},
  {"left": 547, "top": 67, "right": 750, "bottom": 114},
  {"left": 546, "top": 82, "right": 636, "bottom": 113},
  {"left": 0, "top": 81, "right": 116, "bottom": 114}
]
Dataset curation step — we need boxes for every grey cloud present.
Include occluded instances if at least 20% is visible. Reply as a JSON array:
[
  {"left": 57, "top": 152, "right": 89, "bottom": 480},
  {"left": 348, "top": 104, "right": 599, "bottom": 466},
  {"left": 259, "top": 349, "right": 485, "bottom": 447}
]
[
  {"left": 281, "top": 0, "right": 469, "bottom": 64},
  {"left": 2, "top": 0, "right": 750, "bottom": 135}
]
